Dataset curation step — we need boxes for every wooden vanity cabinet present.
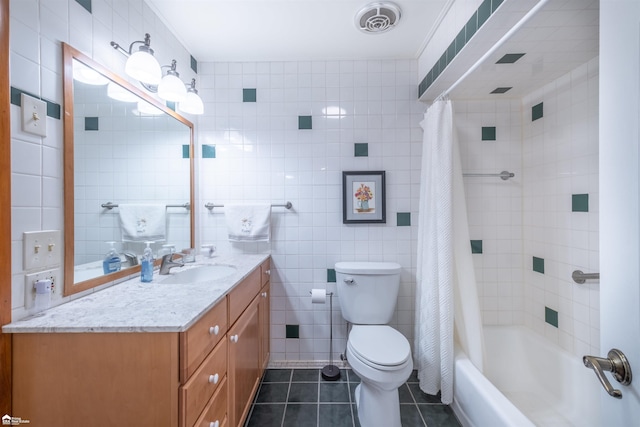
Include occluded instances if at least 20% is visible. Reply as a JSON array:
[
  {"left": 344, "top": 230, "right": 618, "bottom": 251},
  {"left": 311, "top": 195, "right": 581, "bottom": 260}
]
[{"left": 10, "top": 260, "right": 270, "bottom": 427}]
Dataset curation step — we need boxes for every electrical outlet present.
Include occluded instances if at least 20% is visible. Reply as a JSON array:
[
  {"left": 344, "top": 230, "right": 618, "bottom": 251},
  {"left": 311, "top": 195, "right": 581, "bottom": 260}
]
[{"left": 24, "top": 268, "right": 60, "bottom": 310}]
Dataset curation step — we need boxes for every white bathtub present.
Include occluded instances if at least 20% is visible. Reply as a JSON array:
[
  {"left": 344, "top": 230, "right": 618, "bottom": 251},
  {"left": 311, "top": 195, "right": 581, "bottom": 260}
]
[{"left": 452, "top": 326, "right": 600, "bottom": 427}]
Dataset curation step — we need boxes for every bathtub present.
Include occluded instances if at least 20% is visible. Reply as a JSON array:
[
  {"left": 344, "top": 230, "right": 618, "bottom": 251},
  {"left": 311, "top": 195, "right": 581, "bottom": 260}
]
[{"left": 452, "top": 326, "right": 600, "bottom": 427}]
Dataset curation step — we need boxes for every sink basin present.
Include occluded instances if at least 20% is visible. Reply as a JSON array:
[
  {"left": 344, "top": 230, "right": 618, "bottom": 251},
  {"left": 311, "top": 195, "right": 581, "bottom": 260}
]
[{"left": 160, "top": 265, "right": 237, "bottom": 284}]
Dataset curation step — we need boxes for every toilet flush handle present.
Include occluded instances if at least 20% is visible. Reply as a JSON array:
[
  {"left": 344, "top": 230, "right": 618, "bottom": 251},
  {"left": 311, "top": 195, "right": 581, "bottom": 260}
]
[{"left": 344, "top": 277, "right": 355, "bottom": 284}]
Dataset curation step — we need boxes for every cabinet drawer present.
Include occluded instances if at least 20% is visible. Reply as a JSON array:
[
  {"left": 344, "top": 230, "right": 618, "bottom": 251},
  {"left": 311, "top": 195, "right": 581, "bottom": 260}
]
[
  {"left": 181, "top": 339, "right": 227, "bottom": 427},
  {"left": 228, "top": 268, "right": 261, "bottom": 325},
  {"left": 194, "top": 376, "right": 227, "bottom": 427},
  {"left": 181, "top": 301, "right": 228, "bottom": 382},
  {"left": 260, "top": 259, "right": 271, "bottom": 286}
]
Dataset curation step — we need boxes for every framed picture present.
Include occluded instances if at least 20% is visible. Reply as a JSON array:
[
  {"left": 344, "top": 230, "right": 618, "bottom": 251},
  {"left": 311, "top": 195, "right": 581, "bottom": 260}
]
[{"left": 342, "top": 171, "right": 386, "bottom": 224}]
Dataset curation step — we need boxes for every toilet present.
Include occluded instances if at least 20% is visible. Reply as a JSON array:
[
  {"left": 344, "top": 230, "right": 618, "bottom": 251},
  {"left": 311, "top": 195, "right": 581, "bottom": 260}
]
[{"left": 335, "top": 261, "right": 413, "bottom": 427}]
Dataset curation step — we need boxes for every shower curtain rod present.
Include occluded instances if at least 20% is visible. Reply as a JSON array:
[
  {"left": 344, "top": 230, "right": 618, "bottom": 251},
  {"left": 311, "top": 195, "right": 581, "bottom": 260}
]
[
  {"left": 435, "top": 0, "right": 551, "bottom": 100},
  {"left": 462, "top": 171, "right": 514, "bottom": 181}
]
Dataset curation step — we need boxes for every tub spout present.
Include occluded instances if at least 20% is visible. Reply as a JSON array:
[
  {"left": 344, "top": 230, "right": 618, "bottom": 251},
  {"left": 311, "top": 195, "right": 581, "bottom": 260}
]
[{"left": 583, "top": 349, "right": 632, "bottom": 399}]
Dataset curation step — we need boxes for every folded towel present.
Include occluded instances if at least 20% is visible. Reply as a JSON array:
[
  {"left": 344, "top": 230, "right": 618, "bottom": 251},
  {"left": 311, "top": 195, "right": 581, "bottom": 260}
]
[
  {"left": 119, "top": 204, "right": 167, "bottom": 242},
  {"left": 224, "top": 204, "right": 271, "bottom": 242}
]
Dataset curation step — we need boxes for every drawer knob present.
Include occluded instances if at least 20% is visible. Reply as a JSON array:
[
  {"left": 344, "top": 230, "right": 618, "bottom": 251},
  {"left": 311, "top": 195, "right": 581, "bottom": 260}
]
[
  {"left": 261, "top": 292, "right": 267, "bottom": 298},
  {"left": 209, "top": 421, "right": 219, "bottom": 427},
  {"left": 230, "top": 334, "right": 239, "bottom": 343},
  {"left": 209, "top": 325, "right": 220, "bottom": 335},
  {"left": 265, "top": 269, "right": 271, "bottom": 276},
  {"left": 208, "top": 373, "right": 219, "bottom": 384}
]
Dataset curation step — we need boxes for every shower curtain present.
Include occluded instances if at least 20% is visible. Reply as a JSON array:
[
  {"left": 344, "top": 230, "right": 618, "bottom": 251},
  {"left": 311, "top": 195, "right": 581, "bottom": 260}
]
[{"left": 416, "top": 99, "right": 484, "bottom": 405}]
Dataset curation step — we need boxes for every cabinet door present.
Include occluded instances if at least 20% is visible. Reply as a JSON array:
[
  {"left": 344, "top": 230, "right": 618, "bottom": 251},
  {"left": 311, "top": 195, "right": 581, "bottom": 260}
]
[
  {"left": 259, "top": 282, "right": 270, "bottom": 372},
  {"left": 228, "top": 297, "right": 260, "bottom": 427}
]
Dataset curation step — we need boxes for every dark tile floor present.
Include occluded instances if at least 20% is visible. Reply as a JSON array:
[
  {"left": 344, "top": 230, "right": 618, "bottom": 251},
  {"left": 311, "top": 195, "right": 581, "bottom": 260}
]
[{"left": 244, "top": 368, "right": 462, "bottom": 427}]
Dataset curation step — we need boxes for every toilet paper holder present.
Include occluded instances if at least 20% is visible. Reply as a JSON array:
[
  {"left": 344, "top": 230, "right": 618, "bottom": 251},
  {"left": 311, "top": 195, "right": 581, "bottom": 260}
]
[{"left": 309, "top": 290, "right": 340, "bottom": 381}]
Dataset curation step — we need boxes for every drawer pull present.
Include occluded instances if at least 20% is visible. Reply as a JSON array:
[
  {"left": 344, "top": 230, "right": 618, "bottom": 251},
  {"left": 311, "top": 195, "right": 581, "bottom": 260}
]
[
  {"left": 209, "top": 421, "right": 219, "bottom": 427},
  {"left": 261, "top": 292, "right": 267, "bottom": 298},
  {"left": 230, "top": 334, "right": 239, "bottom": 343},
  {"left": 209, "top": 325, "right": 220, "bottom": 335},
  {"left": 208, "top": 373, "right": 219, "bottom": 384}
]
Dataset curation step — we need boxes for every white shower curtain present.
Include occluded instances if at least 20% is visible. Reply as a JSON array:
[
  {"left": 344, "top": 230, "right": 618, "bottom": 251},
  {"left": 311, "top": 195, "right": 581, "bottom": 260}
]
[
  {"left": 416, "top": 99, "right": 485, "bottom": 405},
  {"left": 416, "top": 99, "right": 454, "bottom": 403}
]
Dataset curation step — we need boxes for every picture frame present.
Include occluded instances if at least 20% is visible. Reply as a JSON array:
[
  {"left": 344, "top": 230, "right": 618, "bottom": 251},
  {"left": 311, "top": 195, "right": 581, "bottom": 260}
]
[{"left": 342, "top": 171, "right": 386, "bottom": 224}]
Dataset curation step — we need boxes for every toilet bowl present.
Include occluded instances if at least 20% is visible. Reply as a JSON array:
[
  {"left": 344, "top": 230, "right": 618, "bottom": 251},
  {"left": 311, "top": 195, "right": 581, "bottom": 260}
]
[
  {"left": 335, "top": 260, "right": 413, "bottom": 427},
  {"left": 347, "top": 325, "right": 413, "bottom": 427}
]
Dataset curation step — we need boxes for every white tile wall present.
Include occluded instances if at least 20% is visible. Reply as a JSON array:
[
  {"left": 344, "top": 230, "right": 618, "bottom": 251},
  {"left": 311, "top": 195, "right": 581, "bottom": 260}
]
[
  {"left": 196, "top": 59, "right": 424, "bottom": 363},
  {"left": 521, "top": 58, "right": 600, "bottom": 358},
  {"left": 9, "top": 0, "right": 195, "bottom": 320}
]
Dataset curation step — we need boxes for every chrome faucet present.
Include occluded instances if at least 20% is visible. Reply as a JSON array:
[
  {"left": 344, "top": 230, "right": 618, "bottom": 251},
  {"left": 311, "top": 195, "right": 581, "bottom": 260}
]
[
  {"left": 123, "top": 252, "right": 138, "bottom": 266},
  {"left": 159, "top": 253, "right": 184, "bottom": 275}
]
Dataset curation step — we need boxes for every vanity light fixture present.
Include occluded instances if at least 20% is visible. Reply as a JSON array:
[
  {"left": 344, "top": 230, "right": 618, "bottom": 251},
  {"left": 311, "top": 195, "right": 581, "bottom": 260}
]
[
  {"left": 157, "top": 60, "right": 187, "bottom": 102},
  {"left": 106, "top": 82, "right": 139, "bottom": 103},
  {"left": 178, "top": 79, "right": 204, "bottom": 115},
  {"left": 110, "top": 33, "right": 162, "bottom": 85}
]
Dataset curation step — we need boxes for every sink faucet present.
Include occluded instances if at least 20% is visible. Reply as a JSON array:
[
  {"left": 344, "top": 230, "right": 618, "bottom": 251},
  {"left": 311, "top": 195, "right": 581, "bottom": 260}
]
[
  {"left": 123, "top": 252, "right": 138, "bottom": 266},
  {"left": 159, "top": 253, "right": 184, "bottom": 275}
]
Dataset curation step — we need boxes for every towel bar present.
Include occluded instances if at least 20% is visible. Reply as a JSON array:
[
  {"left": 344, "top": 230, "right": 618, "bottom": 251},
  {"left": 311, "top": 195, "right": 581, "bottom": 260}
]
[{"left": 205, "top": 202, "right": 292, "bottom": 210}]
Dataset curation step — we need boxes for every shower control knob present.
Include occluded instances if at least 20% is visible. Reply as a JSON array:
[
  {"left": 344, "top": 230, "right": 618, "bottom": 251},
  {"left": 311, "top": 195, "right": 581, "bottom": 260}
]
[{"left": 583, "top": 348, "right": 632, "bottom": 399}]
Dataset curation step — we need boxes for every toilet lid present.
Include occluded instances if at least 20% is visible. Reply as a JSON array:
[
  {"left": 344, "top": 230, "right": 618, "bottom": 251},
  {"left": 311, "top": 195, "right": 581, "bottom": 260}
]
[{"left": 349, "top": 325, "right": 410, "bottom": 367}]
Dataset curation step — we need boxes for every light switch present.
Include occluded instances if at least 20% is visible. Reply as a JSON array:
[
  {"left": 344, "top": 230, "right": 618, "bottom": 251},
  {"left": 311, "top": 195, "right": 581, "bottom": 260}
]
[
  {"left": 21, "top": 93, "right": 47, "bottom": 137},
  {"left": 23, "top": 230, "right": 61, "bottom": 270}
]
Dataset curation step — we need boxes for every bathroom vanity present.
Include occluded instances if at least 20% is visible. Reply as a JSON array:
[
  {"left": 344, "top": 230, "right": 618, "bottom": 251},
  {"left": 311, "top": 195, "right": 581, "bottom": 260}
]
[{"left": 4, "top": 254, "right": 271, "bottom": 427}]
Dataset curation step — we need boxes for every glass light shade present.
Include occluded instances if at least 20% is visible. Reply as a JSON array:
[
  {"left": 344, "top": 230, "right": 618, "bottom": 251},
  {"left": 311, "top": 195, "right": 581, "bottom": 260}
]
[
  {"left": 157, "top": 74, "right": 187, "bottom": 102},
  {"left": 125, "top": 50, "right": 162, "bottom": 85},
  {"left": 106, "top": 82, "right": 138, "bottom": 103},
  {"left": 73, "top": 60, "right": 109, "bottom": 85},
  {"left": 134, "top": 100, "right": 164, "bottom": 116},
  {"left": 179, "top": 91, "right": 204, "bottom": 115}
]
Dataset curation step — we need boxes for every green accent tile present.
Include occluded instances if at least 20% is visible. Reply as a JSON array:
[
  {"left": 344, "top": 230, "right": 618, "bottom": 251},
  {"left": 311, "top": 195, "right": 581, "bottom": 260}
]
[
  {"left": 75, "top": 0, "right": 91, "bottom": 13},
  {"left": 477, "top": 0, "right": 492, "bottom": 28},
  {"left": 286, "top": 324, "right": 300, "bottom": 339},
  {"left": 182, "top": 145, "right": 190, "bottom": 159},
  {"left": 572, "top": 194, "right": 589, "bottom": 212},
  {"left": 465, "top": 11, "right": 478, "bottom": 43},
  {"left": 11, "top": 87, "right": 60, "bottom": 119},
  {"left": 532, "top": 102, "right": 544, "bottom": 121},
  {"left": 491, "top": 0, "right": 504, "bottom": 13},
  {"left": 190, "top": 55, "right": 198, "bottom": 73},
  {"left": 298, "top": 115, "right": 312, "bottom": 130},
  {"left": 496, "top": 53, "right": 525, "bottom": 64},
  {"left": 202, "top": 144, "right": 216, "bottom": 159},
  {"left": 545, "top": 307, "right": 559, "bottom": 328},
  {"left": 84, "top": 117, "right": 98, "bottom": 131},
  {"left": 481, "top": 126, "right": 496, "bottom": 141},
  {"left": 243, "top": 88, "right": 257, "bottom": 103},
  {"left": 533, "top": 256, "right": 545, "bottom": 274},
  {"left": 470, "top": 240, "right": 483, "bottom": 254},
  {"left": 397, "top": 212, "right": 411, "bottom": 227},
  {"left": 327, "top": 269, "right": 336, "bottom": 283},
  {"left": 354, "top": 143, "right": 368, "bottom": 157},
  {"left": 165, "top": 101, "right": 176, "bottom": 111},
  {"left": 455, "top": 28, "right": 466, "bottom": 56}
]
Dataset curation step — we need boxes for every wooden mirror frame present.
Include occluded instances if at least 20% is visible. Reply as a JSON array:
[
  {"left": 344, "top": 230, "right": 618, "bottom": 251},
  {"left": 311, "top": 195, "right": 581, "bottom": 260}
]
[{"left": 62, "top": 43, "right": 195, "bottom": 296}]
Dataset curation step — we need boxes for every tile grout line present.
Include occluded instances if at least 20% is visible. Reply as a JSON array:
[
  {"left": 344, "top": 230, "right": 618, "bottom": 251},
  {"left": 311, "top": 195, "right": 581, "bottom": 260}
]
[{"left": 280, "top": 370, "right": 293, "bottom": 427}]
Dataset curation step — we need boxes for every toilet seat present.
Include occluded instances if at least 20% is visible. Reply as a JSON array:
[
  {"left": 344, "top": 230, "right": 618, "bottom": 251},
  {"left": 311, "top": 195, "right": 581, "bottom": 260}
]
[{"left": 348, "top": 325, "right": 411, "bottom": 370}]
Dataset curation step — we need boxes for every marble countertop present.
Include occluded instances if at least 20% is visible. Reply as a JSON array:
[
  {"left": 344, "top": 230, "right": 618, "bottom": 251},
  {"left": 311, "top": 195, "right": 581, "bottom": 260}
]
[{"left": 3, "top": 253, "right": 269, "bottom": 334}]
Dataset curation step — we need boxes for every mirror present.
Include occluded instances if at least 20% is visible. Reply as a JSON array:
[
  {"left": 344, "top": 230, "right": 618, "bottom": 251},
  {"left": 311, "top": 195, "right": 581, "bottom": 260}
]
[{"left": 63, "top": 43, "right": 195, "bottom": 296}]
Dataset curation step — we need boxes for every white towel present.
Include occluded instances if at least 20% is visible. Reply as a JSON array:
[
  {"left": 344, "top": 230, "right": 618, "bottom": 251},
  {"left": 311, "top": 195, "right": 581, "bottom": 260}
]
[
  {"left": 224, "top": 204, "right": 271, "bottom": 242},
  {"left": 118, "top": 204, "right": 167, "bottom": 242}
]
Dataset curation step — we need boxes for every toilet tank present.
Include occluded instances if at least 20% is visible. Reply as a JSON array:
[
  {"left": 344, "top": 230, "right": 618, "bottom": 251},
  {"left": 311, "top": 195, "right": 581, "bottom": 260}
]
[{"left": 335, "top": 261, "right": 402, "bottom": 324}]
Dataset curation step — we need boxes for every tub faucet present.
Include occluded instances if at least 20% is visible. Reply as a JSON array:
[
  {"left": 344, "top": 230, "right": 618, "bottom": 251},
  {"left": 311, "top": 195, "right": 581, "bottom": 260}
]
[{"left": 159, "top": 253, "right": 184, "bottom": 275}]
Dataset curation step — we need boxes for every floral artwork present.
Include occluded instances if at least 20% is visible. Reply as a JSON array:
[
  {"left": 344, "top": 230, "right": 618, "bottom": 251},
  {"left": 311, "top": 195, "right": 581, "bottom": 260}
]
[
  {"left": 353, "top": 182, "right": 375, "bottom": 213},
  {"left": 342, "top": 171, "right": 386, "bottom": 223}
]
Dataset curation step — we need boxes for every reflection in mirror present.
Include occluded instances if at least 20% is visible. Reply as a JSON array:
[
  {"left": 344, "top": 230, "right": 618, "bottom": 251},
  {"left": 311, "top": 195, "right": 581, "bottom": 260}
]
[{"left": 63, "top": 43, "right": 195, "bottom": 295}]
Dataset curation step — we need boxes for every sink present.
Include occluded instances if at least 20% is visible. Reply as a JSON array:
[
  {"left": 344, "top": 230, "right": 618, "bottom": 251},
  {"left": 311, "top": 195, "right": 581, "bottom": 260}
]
[{"left": 160, "top": 265, "right": 237, "bottom": 284}]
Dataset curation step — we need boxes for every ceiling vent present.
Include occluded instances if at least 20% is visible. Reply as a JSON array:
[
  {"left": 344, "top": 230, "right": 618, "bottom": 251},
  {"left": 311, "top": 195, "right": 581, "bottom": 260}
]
[{"left": 355, "top": 2, "right": 402, "bottom": 34}]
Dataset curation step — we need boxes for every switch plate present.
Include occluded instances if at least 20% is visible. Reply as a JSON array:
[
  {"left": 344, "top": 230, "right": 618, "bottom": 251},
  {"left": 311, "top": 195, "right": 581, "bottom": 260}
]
[
  {"left": 24, "top": 268, "right": 60, "bottom": 310},
  {"left": 21, "top": 93, "right": 47, "bottom": 137},
  {"left": 23, "top": 230, "right": 61, "bottom": 270}
]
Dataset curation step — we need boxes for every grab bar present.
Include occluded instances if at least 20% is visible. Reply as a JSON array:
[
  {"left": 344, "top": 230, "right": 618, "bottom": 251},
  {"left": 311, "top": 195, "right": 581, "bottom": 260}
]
[
  {"left": 462, "top": 171, "right": 515, "bottom": 181},
  {"left": 572, "top": 270, "right": 600, "bottom": 284}
]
